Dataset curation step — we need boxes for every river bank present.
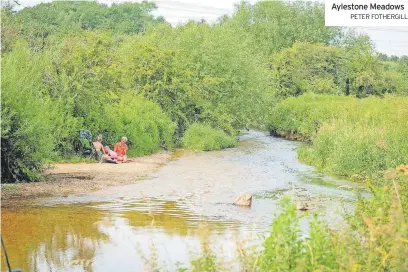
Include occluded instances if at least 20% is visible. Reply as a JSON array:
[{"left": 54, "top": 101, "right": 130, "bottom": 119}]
[{"left": 1, "top": 150, "right": 185, "bottom": 205}]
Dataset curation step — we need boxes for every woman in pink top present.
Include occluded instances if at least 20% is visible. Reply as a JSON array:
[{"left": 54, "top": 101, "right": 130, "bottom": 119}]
[{"left": 104, "top": 146, "right": 117, "bottom": 160}]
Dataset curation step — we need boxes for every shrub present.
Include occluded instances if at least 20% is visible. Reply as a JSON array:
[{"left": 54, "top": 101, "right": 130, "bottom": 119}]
[
  {"left": 260, "top": 198, "right": 304, "bottom": 271},
  {"left": 1, "top": 42, "right": 61, "bottom": 182},
  {"left": 103, "top": 93, "right": 176, "bottom": 156},
  {"left": 182, "top": 123, "right": 237, "bottom": 151},
  {"left": 270, "top": 43, "right": 347, "bottom": 98}
]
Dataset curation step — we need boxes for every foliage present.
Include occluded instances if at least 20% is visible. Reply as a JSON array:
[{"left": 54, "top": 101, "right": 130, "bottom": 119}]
[
  {"left": 103, "top": 93, "right": 176, "bottom": 156},
  {"left": 1, "top": 6, "right": 19, "bottom": 52},
  {"left": 398, "top": 56, "right": 408, "bottom": 79},
  {"left": 189, "top": 224, "right": 218, "bottom": 272},
  {"left": 269, "top": 94, "right": 408, "bottom": 179},
  {"left": 270, "top": 43, "right": 347, "bottom": 98},
  {"left": 343, "top": 35, "right": 403, "bottom": 98},
  {"left": 270, "top": 41, "right": 408, "bottom": 99},
  {"left": 182, "top": 124, "right": 236, "bottom": 151},
  {"left": 259, "top": 199, "right": 344, "bottom": 271},
  {"left": 259, "top": 187, "right": 408, "bottom": 271},
  {"left": 2, "top": 1, "right": 162, "bottom": 51},
  {"left": 2, "top": 3, "right": 408, "bottom": 270},
  {"left": 354, "top": 175, "right": 408, "bottom": 227},
  {"left": 42, "top": 31, "right": 117, "bottom": 155},
  {"left": 114, "top": 22, "right": 272, "bottom": 139},
  {"left": 1, "top": 42, "right": 61, "bottom": 182},
  {"left": 0, "top": 37, "right": 175, "bottom": 182},
  {"left": 259, "top": 198, "right": 304, "bottom": 270},
  {"left": 224, "top": 1, "right": 342, "bottom": 55}
]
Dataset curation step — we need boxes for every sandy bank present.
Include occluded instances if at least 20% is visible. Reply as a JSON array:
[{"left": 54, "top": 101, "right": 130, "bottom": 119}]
[{"left": 1, "top": 150, "right": 180, "bottom": 205}]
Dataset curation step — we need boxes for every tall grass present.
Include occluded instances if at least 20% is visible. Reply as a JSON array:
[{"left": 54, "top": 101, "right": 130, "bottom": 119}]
[
  {"left": 269, "top": 94, "right": 408, "bottom": 179},
  {"left": 182, "top": 124, "right": 237, "bottom": 151}
]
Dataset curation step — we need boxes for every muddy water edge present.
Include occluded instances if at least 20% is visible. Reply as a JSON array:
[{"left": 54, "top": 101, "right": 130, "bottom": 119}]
[{"left": 1, "top": 131, "right": 366, "bottom": 272}]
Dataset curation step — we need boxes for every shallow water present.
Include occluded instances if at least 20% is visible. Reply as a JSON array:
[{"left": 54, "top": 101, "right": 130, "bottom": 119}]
[{"left": 1, "top": 131, "right": 364, "bottom": 272}]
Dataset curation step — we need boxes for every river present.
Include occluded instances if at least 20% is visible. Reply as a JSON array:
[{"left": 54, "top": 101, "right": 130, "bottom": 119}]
[{"left": 1, "top": 131, "right": 364, "bottom": 272}]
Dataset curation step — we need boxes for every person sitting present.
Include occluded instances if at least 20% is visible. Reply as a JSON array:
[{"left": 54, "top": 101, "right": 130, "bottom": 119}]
[
  {"left": 104, "top": 146, "right": 118, "bottom": 161},
  {"left": 92, "top": 135, "right": 106, "bottom": 162},
  {"left": 114, "top": 136, "right": 129, "bottom": 162}
]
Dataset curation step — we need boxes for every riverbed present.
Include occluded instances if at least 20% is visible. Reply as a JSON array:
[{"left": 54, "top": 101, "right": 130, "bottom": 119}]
[{"left": 1, "top": 131, "right": 364, "bottom": 272}]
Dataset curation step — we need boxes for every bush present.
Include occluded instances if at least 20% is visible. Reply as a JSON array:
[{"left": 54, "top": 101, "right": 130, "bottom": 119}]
[
  {"left": 260, "top": 198, "right": 304, "bottom": 271},
  {"left": 0, "top": 41, "right": 176, "bottom": 182},
  {"left": 1, "top": 42, "right": 62, "bottom": 182},
  {"left": 269, "top": 41, "right": 408, "bottom": 99},
  {"left": 103, "top": 93, "right": 176, "bottom": 156},
  {"left": 270, "top": 43, "right": 347, "bottom": 98},
  {"left": 182, "top": 123, "right": 237, "bottom": 151}
]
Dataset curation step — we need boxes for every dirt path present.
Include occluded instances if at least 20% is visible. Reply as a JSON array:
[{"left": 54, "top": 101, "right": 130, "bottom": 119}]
[{"left": 1, "top": 150, "right": 180, "bottom": 205}]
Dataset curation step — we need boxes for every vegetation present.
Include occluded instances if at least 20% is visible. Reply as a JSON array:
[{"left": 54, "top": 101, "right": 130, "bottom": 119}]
[
  {"left": 2, "top": 1, "right": 408, "bottom": 271},
  {"left": 104, "top": 93, "right": 176, "bottom": 157},
  {"left": 259, "top": 178, "right": 407, "bottom": 271},
  {"left": 1, "top": 1, "right": 407, "bottom": 185},
  {"left": 2, "top": 0, "right": 406, "bottom": 182},
  {"left": 1, "top": 1, "right": 278, "bottom": 181},
  {"left": 1, "top": 41, "right": 59, "bottom": 181},
  {"left": 270, "top": 41, "right": 408, "bottom": 99},
  {"left": 223, "top": 1, "right": 342, "bottom": 55},
  {"left": 182, "top": 124, "right": 237, "bottom": 151},
  {"left": 1, "top": 1, "right": 164, "bottom": 52},
  {"left": 269, "top": 94, "right": 408, "bottom": 179}
]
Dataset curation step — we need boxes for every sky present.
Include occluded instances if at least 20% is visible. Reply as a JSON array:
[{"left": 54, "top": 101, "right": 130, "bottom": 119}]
[{"left": 11, "top": 0, "right": 408, "bottom": 56}]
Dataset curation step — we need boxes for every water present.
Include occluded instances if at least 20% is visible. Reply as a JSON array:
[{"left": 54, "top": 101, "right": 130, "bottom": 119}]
[{"left": 1, "top": 132, "right": 365, "bottom": 271}]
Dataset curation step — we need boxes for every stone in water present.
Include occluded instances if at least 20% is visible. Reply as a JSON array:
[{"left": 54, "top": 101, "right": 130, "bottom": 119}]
[
  {"left": 234, "top": 193, "right": 252, "bottom": 206},
  {"left": 296, "top": 201, "right": 309, "bottom": 211}
]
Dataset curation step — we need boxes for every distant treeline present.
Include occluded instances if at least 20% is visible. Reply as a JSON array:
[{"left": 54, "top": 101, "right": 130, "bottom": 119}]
[{"left": 1, "top": 1, "right": 407, "bottom": 182}]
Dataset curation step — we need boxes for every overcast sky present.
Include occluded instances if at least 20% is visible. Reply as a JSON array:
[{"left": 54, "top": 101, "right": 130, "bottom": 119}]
[{"left": 12, "top": 0, "right": 408, "bottom": 56}]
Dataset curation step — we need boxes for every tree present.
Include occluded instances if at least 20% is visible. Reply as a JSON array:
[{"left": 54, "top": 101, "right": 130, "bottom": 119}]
[
  {"left": 6, "top": 1, "right": 163, "bottom": 50},
  {"left": 270, "top": 43, "right": 347, "bottom": 98},
  {"left": 222, "top": 1, "right": 342, "bottom": 55},
  {"left": 1, "top": 42, "right": 60, "bottom": 182}
]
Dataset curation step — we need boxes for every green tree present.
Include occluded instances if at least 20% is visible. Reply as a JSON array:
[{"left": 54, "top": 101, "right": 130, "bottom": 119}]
[
  {"left": 7, "top": 1, "right": 162, "bottom": 50},
  {"left": 114, "top": 21, "right": 271, "bottom": 138},
  {"left": 270, "top": 42, "right": 347, "bottom": 98},
  {"left": 223, "top": 1, "right": 342, "bottom": 55},
  {"left": 1, "top": 42, "right": 61, "bottom": 182}
]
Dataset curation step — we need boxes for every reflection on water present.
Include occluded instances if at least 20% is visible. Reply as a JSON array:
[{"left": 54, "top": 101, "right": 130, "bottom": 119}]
[
  {"left": 1, "top": 205, "right": 108, "bottom": 272},
  {"left": 1, "top": 203, "right": 251, "bottom": 271},
  {"left": 1, "top": 131, "right": 363, "bottom": 271}
]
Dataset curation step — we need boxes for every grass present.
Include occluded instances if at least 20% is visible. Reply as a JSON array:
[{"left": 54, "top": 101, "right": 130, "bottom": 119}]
[
  {"left": 49, "top": 156, "right": 97, "bottom": 164},
  {"left": 182, "top": 123, "right": 237, "bottom": 151},
  {"left": 268, "top": 94, "right": 408, "bottom": 180},
  {"left": 1, "top": 183, "right": 21, "bottom": 192}
]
